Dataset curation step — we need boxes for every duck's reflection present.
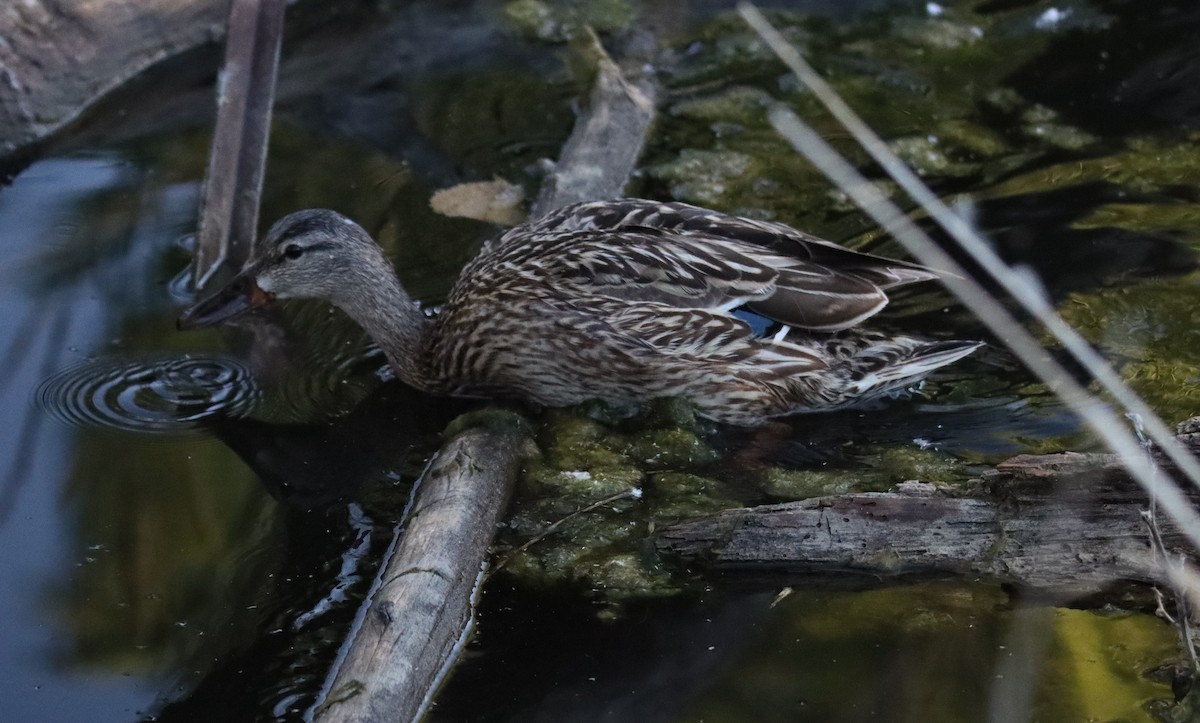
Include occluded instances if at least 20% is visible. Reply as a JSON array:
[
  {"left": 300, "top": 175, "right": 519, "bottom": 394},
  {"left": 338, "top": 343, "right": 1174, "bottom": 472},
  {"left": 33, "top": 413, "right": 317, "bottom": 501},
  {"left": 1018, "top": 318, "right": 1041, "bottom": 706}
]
[{"left": 202, "top": 380, "right": 468, "bottom": 509}]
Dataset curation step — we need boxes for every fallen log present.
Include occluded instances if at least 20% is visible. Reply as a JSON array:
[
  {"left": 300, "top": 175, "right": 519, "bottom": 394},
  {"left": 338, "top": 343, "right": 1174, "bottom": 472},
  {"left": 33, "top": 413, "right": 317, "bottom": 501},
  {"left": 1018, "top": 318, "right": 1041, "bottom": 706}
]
[
  {"left": 656, "top": 418, "right": 1200, "bottom": 595},
  {"left": 314, "top": 422, "right": 535, "bottom": 723}
]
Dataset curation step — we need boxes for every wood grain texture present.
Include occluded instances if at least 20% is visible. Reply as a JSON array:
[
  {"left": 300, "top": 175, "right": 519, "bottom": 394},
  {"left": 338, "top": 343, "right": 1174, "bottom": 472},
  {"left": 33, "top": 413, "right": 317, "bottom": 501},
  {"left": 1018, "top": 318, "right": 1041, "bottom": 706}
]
[
  {"left": 657, "top": 419, "right": 1200, "bottom": 595},
  {"left": 193, "top": 0, "right": 286, "bottom": 285},
  {"left": 315, "top": 426, "right": 534, "bottom": 723}
]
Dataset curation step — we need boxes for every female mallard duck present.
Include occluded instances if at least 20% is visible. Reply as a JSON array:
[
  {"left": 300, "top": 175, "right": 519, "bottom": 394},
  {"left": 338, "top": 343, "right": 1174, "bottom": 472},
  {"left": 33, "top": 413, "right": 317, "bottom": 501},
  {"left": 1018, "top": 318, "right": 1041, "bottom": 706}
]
[{"left": 179, "top": 199, "right": 979, "bottom": 426}]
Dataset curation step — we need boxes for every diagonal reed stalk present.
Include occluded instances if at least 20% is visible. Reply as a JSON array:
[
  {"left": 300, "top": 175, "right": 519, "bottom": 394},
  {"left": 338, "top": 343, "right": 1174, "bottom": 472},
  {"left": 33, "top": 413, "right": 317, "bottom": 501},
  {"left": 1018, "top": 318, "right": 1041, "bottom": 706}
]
[{"left": 736, "top": 2, "right": 1200, "bottom": 550}]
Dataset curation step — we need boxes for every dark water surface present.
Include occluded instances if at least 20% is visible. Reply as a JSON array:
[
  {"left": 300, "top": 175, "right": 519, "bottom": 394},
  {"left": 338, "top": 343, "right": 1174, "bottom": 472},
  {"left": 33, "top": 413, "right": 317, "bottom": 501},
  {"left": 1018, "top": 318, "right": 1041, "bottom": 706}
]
[{"left": 2, "top": 0, "right": 1199, "bottom": 721}]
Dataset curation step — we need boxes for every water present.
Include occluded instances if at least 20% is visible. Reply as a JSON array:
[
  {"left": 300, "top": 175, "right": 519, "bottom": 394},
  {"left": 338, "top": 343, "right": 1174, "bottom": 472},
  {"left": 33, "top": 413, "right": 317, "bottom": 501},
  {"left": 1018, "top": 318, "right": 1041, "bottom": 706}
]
[
  {"left": 1, "top": 0, "right": 1197, "bottom": 720},
  {"left": 0, "top": 158, "right": 197, "bottom": 720},
  {"left": 36, "top": 356, "right": 260, "bottom": 434}
]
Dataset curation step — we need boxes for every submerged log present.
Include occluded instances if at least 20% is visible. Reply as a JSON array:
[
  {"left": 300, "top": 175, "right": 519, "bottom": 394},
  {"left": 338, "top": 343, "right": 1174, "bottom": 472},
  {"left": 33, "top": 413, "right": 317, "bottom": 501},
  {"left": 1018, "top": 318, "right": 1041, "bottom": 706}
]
[
  {"left": 657, "top": 419, "right": 1200, "bottom": 595},
  {"left": 315, "top": 423, "right": 535, "bottom": 723}
]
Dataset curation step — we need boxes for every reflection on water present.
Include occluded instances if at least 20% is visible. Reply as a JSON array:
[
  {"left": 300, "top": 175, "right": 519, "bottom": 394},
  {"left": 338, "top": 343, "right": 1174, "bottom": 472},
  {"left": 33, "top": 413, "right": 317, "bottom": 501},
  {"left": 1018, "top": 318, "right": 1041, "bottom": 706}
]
[
  {"left": 435, "top": 582, "right": 1178, "bottom": 723},
  {"left": 36, "top": 355, "right": 260, "bottom": 434}
]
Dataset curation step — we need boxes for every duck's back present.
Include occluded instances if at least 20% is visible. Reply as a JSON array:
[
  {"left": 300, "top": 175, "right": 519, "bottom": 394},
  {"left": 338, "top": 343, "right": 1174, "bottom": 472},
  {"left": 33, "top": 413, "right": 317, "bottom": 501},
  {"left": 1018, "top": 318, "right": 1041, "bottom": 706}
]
[{"left": 420, "top": 199, "right": 978, "bottom": 424}]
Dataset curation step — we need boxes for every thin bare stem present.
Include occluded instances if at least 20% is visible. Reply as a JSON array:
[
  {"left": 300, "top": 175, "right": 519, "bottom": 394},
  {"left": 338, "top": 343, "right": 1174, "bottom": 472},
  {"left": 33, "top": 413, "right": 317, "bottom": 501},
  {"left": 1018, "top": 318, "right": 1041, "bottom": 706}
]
[
  {"left": 489, "top": 487, "right": 641, "bottom": 579},
  {"left": 1144, "top": 504, "right": 1200, "bottom": 670}
]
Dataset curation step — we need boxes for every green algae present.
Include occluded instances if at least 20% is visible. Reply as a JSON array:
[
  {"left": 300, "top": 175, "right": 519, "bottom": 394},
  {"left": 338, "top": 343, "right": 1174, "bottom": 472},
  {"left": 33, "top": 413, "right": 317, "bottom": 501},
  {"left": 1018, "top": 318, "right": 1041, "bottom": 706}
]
[
  {"left": 501, "top": 498, "right": 675, "bottom": 597},
  {"left": 623, "top": 428, "right": 721, "bottom": 469},
  {"left": 668, "top": 85, "right": 776, "bottom": 127},
  {"left": 502, "top": 0, "right": 634, "bottom": 43},
  {"left": 522, "top": 460, "right": 643, "bottom": 500},
  {"left": 639, "top": 2, "right": 1129, "bottom": 235},
  {"left": 646, "top": 148, "right": 758, "bottom": 208},
  {"left": 757, "top": 445, "right": 967, "bottom": 500},
  {"left": 498, "top": 407, "right": 714, "bottom": 597},
  {"left": 681, "top": 585, "right": 1178, "bottom": 723},
  {"left": 651, "top": 471, "right": 739, "bottom": 519},
  {"left": 874, "top": 446, "right": 965, "bottom": 485},
  {"left": 499, "top": 400, "right": 983, "bottom": 599},
  {"left": 758, "top": 466, "right": 869, "bottom": 500},
  {"left": 1055, "top": 279, "right": 1200, "bottom": 424},
  {"left": 887, "top": 135, "right": 982, "bottom": 179}
]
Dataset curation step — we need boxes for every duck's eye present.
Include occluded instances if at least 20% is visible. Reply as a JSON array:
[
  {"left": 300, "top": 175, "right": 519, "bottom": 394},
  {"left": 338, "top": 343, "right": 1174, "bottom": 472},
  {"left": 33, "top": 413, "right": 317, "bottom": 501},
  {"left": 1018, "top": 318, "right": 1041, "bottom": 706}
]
[{"left": 283, "top": 243, "right": 304, "bottom": 260}]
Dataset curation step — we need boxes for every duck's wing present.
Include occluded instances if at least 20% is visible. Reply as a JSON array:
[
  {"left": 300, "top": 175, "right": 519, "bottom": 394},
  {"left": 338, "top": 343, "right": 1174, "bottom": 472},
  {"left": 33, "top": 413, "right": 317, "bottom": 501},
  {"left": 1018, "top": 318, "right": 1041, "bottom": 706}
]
[
  {"left": 498, "top": 198, "right": 939, "bottom": 291},
  {"left": 599, "top": 303, "right": 828, "bottom": 376},
  {"left": 502, "top": 226, "right": 905, "bottom": 332},
  {"left": 536, "top": 294, "right": 828, "bottom": 377}
]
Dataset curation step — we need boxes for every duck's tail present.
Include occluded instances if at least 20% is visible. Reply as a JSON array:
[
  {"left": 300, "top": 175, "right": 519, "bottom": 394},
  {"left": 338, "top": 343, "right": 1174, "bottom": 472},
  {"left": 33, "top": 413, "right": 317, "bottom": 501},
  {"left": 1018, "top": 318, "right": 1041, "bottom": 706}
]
[{"left": 840, "top": 337, "right": 983, "bottom": 402}]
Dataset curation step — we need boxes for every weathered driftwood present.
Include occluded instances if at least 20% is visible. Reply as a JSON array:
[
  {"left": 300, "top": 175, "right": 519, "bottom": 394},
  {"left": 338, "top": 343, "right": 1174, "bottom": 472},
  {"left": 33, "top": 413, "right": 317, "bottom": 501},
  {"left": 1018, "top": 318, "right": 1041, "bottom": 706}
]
[
  {"left": 0, "top": 0, "right": 229, "bottom": 160},
  {"left": 315, "top": 425, "right": 534, "bottom": 723},
  {"left": 313, "top": 31, "right": 661, "bottom": 723},
  {"left": 657, "top": 419, "right": 1200, "bottom": 595}
]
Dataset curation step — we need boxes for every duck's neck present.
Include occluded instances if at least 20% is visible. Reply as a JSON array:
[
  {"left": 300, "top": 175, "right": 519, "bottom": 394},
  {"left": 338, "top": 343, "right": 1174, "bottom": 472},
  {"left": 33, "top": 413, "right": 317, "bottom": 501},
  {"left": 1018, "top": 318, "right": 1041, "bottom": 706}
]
[{"left": 333, "top": 271, "right": 430, "bottom": 389}]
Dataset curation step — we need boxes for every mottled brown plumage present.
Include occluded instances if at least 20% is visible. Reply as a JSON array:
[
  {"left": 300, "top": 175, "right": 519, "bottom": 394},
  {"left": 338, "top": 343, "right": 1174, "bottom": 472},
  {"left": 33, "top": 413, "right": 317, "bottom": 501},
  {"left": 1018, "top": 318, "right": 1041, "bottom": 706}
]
[{"left": 179, "top": 199, "right": 980, "bottom": 425}]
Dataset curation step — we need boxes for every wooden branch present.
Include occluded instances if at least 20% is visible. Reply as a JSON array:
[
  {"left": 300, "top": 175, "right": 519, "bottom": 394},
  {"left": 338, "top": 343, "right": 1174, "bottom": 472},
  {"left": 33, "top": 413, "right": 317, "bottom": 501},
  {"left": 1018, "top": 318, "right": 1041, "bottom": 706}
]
[
  {"left": 531, "top": 28, "right": 658, "bottom": 216},
  {"left": 0, "top": 0, "right": 229, "bottom": 160},
  {"left": 657, "top": 419, "right": 1200, "bottom": 596},
  {"left": 193, "top": 0, "right": 287, "bottom": 287},
  {"left": 314, "top": 424, "right": 534, "bottom": 723}
]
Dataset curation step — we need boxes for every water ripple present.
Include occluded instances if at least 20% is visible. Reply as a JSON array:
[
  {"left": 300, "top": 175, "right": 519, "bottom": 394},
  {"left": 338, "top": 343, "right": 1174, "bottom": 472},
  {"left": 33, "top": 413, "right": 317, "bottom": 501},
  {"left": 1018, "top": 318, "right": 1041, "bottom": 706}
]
[{"left": 36, "top": 355, "right": 260, "bottom": 434}]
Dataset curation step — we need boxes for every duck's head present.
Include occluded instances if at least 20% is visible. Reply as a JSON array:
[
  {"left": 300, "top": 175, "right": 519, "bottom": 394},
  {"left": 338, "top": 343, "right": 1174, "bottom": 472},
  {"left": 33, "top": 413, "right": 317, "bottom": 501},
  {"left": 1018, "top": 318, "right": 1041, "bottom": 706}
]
[{"left": 178, "top": 209, "right": 390, "bottom": 329}]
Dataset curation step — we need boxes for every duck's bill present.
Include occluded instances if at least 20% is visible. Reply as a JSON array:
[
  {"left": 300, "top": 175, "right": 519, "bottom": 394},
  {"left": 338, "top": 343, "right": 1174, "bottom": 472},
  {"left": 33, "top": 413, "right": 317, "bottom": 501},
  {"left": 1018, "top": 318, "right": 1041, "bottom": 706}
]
[{"left": 177, "top": 273, "right": 275, "bottom": 330}]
